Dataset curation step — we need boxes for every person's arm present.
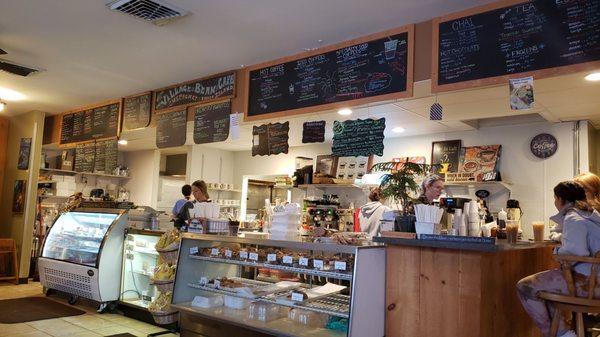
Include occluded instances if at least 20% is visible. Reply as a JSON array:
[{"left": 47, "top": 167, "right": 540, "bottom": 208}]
[{"left": 556, "top": 212, "right": 589, "bottom": 256}]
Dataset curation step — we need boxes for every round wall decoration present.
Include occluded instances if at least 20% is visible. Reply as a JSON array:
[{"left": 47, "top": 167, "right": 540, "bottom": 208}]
[
  {"left": 530, "top": 133, "right": 558, "bottom": 159},
  {"left": 475, "top": 190, "right": 490, "bottom": 199}
]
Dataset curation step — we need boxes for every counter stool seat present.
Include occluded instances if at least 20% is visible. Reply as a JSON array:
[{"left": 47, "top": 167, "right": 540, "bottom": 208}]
[{"left": 538, "top": 252, "right": 600, "bottom": 337}]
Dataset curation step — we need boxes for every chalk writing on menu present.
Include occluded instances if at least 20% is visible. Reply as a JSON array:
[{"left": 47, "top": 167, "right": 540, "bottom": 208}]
[
  {"left": 332, "top": 118, "right": 385, "bottom": 157},
  {"left": 252, "top": 122, "right": 289, "bottom": 156},
  {"left": 74, "top": 142, "right": 95, "bottom": 173},
  {"left": 104, "top": 138, "right": 118, "bottom": 174},
  {"left": 122, "top": 93, "right": 152, "bottom": 131},
  {"left": 94, "top": 140, "right": 106, "bottom": 173},
  {"left": 59, "top": 102, "right": 120, "bottom": 145},
  {"left": 193, "top": 100, "right": 231, "bottom": 144},
  {"left": 154, "top": 72, "right": 236, "bottom": 111},
  {"left": 431, "top": 140, "right": 462, "bottom": 174},
  {"left": 437, "top": 0, "right": 600, "bottom": 86},
  {"left": 248, "top": 32, "right": 409, "bottom": 117},
  {"left": 156, "top": 109, "right": 187, "bottom": 149},
  {"left": 302, "top": 121, "right": 326, "bottom": 143}
]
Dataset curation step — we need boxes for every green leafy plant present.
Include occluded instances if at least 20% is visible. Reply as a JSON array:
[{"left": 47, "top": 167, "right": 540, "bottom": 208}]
[{"left": 371, "top": 160, "right": 438, "bottom": 214}]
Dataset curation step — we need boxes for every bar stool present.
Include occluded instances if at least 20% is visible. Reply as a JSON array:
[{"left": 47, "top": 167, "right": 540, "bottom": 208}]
[
  {"left": 0, "top": 238, "right": 19, "bottom": 284},
  {"left": 538, "top": 252, "right": 600, "bottom": 337}
]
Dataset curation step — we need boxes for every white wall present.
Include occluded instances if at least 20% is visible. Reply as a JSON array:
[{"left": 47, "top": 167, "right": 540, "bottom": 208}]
[
  {"left": 233, "top": 121, "right": 577, "bottom": 239},
  {"left": 124, "top": 150, "right": 160, "bottom": 208}
]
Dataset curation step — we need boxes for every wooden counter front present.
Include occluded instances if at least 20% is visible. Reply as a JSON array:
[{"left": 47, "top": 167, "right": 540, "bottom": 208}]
[{"left": 383, "top": 242, "right": 556, "bottom": 337}]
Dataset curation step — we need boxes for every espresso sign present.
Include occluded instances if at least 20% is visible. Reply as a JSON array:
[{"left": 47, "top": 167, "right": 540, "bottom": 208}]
[
  {"left": 122, "top": 92, "right": 151, "bottom": 131},
  {"left": 60, "top": 102, "right": 120, "bottom": 145},
  {"left": 247, "top": 26, "right": 413, "bottom": 120},
  {"left": 153, "top": 72, "right": 236, "bottom": 111},
  {"left": 530, "top": 133, "right": 557, "bottom": 159},
  {"left": 332, "top": 118, "right": 385, "bottom": 157},
  {"left": 431, "top": 140, "right": 462, "bottom": 175},
  {"left": 252, "top": 122, "right": 289, "bottom": 156},
  {"left": 156, "top": 109, "right": 187, "bottom": 149},
  {"left": 302, "top": 121, "right": 326, "bottom": 143},
  {"left": 433, "top": 0, "right": 600, "bottom": 91},
  {"left": 193, "top": 100, "right": 231, "bottom": 144}
]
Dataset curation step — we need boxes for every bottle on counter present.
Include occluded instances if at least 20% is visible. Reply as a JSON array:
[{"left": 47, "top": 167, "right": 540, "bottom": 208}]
[{"left": 497, "top": 209, "right": 507, "bottom": 229}]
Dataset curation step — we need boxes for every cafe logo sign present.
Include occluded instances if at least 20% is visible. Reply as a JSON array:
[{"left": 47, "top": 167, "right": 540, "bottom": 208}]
[{"left": 530, "top": 133, "right": 558, "bottom": 159}]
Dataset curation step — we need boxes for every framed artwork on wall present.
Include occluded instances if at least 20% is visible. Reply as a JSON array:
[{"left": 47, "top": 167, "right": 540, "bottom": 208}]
[{"left": 12, "top": 180, "right": 26, "bottom": 213}]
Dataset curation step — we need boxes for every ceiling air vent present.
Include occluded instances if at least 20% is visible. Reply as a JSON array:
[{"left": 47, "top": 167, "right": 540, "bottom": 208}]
[{"left": 106, "top": 0, "right": 189, "bottom": 26}]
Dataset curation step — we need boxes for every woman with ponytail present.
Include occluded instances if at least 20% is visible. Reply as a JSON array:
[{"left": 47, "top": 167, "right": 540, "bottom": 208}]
[{"left": 574, "top": 172, "right": 600, "bottom": 211}]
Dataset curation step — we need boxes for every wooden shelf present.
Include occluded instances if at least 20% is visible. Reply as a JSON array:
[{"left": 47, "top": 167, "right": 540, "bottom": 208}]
[
  {"left": 40, "top": 168, "right": 131, "bottom": 179},
  {"left": 444, "top": 181, "right": 512, "bottom": 197},
  {"left": 298, "top": 184, "right": 361, "bottom": 189},
  {"left": 38, "top": 181, "right": 57, "bottom": 184},
  {"left": 208, "top": 188, "right": 241, "bottom": 193}
]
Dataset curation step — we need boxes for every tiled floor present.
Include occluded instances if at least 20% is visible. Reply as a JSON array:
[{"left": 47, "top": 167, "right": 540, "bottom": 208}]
[{"left": 0, "top": 282, "right": 178, "bottom": 337}]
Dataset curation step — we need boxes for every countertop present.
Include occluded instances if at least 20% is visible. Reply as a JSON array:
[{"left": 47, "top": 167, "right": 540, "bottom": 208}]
[{"left": 373, "top": 236, "right": 558, "bottom": 252}]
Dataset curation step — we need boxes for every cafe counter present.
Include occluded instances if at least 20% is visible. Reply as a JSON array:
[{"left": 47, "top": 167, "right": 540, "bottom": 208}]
[{"left": 373, "top": 236, "right": 557, "bottom": 337}]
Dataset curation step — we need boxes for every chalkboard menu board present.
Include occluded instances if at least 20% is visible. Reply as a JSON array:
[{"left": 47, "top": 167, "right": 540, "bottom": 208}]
[
  {"left": 247, "top": 26, "right": 413, "bottom": 120},
  {"left": 60, "top": 102, "right": 120, "bottom": 145},
  {"left": 74, "top": 142, "right": 95, "bottom": 173},
  {"left": 156, "top": 109, "right": 187, "bottom": 149},
  {"left": 93, "top": 139, "right": 119, "bottom": 174},
  {"left": 193, "top": 100, "right": 231, "bottom": 144},
  {"left": 94, "top": 140, "right": 106, "bottom": 173},
  {"left": 153, "top": 72, "right": 236, "bottom": 111},
  {"left": 433, "top": 0, "right": 600, "bottom": 91},
  {"left": 332, "top": 118, "right": 385, "bottom": 157},
  {"left": 302, "top": 121, "right": 326, "bottom": 143},
  {"left": 122, "top": 92, "right": 151, "bottom": 131},
  {"left": 252, "top": 122, "right": 289, "bottom": 156}
]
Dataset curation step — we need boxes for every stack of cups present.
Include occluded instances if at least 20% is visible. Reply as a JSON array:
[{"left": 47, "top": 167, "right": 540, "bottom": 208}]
[{"left": 468, "top": 201, "right": 481, "bottom": 237}]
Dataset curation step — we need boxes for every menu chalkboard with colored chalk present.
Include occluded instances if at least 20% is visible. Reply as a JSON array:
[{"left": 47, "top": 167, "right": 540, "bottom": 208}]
[
  {"left": 433, "top": 0, "right": 600, "bottom": 91},
  {"left": 156, "top": 109, "right": 187, "bottom": 149},
  {"left": 60, "top": 102, "right": 120, "bottom": 145},
  {"left": 252, "top": 122, "right": 289, "bottom": 156},
  {"left": 122, "top": 92, "right": 151, "bottom": 131},
  {"left": 153, "top": 72, "right": 236, "bottom": 112},
  {"left": 332, "top": 118, "right": 385, "bottom": 157},
  {"left": 193, "top": 100, "right": 231, "bottom": 144},
  {"left": 302, "top": 121, "right": 326, "bottom": 143},
  {"left": 247, "top": 26, "right": 413, "bottom": 120}
]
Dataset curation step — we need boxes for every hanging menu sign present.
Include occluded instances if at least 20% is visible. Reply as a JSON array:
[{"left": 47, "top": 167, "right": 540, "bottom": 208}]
[
  {"left": 433, "top": 0, "right": 600, "bottom": 92},
  {"left": 104, "top": 138, "right": 118, "bottom": 174},
  {"left": 302, "top": 121, "right": 326, "bottom": 143},
  {"left": 74, "top": 142, "right": 95, "bottom": 173},
  {"left": 59, "top": 102, "right": 120, "bottom": 145},
  {"left": 122, "top": 92, "right": 152, "bottom": 131},
  {"left": 156, "top": 109, "right": 187, "bottom": 149},
  {"left": 332, "top": 118, "right": 385, "bottom": 157},
  {"left": 252, "top": 122, "right": 289, "bottom": 156},
  {"left": 247, "top": 26, "right": 414, "bottom": 120},
  {"left": 153, "top": 72, "right": 236, "bottom": 112},
  {"left": 192, "top": 100, "right": 231, "bottom": 144},
  {"left": 94, "top": 140, "right": 106, "bottom": 173}
]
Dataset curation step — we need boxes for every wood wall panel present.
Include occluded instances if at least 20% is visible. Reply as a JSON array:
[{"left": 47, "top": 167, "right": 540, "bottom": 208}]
[
  {"left": 386, "top": 245, "right": 420, "bottom": 337},
  {"left": 0, "top": 117, "right": 8, "bottom": 200}
]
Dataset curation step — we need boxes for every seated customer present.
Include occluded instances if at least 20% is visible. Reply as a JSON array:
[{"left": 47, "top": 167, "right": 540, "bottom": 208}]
[{"left": 516, "top": 181, "right": 600, "bottom": 337}]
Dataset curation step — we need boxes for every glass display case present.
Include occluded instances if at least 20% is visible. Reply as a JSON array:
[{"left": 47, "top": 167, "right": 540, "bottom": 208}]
[
  {"left": 42, "top": 211, "right": 118, "bottom": 267},
  {"left": 171, "top": 233, "right": 385, "bottom": 337},
  {"left": 120, "top": 229, "right": 162, "bottom": 309}
]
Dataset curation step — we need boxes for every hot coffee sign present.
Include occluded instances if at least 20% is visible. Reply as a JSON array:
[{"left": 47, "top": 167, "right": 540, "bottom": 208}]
[{"left": 530, "top": 133, "right": 558, "bottom": 159}]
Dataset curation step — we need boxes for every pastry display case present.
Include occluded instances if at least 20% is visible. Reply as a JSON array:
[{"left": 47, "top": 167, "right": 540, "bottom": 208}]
[{"left": 171, "top": 233, "right": 385, "bottom": 337}]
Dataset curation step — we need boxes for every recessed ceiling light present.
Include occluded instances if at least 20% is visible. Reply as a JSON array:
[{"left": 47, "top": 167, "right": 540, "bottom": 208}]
[
  {"left": 392, "top": 127, "right": 405, "bottom": 133},
  {"left": 0, "top": 87, "right": 26, "bottom": 101},
  {"left": 585, "top": 72, "right": 600, "bottom": 81},
  {"left": 118, "top": 139, "right": 128, "bottom": 145},
  {"left": 337, "top": 108, "right": 352, "bottom": 116}
]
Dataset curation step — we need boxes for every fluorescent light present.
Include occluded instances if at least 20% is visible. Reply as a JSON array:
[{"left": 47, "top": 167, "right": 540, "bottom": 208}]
[
  {"left": 118, "top": 139, "right": 128, "bottom": 145},
  {"left": 0, "top": 87, "right": 26, "bottom": 101},
  {"left": 585, "top": 72, "right": 600, "bottom": 81},
  {"left": 337, "top": 108, "right": 352, "bottom": 116},
  {"left": 0, "top": 102, "right": 5, "bottom": 112},
  {"left": 392, "top": 126, "right": 405, "bottom": 133}
]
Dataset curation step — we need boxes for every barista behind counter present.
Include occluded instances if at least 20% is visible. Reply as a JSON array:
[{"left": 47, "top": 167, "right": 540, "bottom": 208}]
[{"left": 175, "top": 180, "right": 211, "bottom": 229}]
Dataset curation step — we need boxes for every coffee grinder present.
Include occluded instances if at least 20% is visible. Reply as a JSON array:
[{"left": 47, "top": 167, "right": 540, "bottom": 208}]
[{"left": 506, "top": 199, "right": 522, "bottom": 228}]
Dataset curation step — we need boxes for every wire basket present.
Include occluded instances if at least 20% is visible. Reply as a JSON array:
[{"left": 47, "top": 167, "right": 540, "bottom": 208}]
[
  {"left": 156, "top": 246, "right": 179, "bottom": 264},
  {"left": 152, "top": 279, "right": 174, "bottom": 293},
  {"left": 150, "top": 310, "right": 179, "bottom": 324}
]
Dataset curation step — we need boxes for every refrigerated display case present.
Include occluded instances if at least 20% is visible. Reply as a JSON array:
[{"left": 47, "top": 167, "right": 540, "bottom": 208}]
[
  {"left": 120, "top": 229, "right": 162, "bottom": 310},
  {"left": 171, "top": 234, "right": 385, "bottom": 337},
  {"left": 38, "top": 208, "right": 128, "bottom": 309}
]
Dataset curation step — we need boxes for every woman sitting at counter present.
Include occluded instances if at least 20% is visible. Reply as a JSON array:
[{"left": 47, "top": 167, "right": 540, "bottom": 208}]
[
  {"left": 517, "top": 181, "right": 600, "bottom": 337},
  {"left": 174, "top": 180, "right": 210, "bottom": 229}
]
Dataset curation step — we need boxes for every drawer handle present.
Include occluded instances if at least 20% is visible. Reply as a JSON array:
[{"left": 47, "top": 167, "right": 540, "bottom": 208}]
[{"left": 387, "top": 303, "right": 396, "bottom": 311}]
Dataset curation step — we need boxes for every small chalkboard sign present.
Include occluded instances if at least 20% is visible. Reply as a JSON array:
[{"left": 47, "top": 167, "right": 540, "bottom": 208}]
[
  {"left": 302, "top": 121, "right": 326, "bottom": 143},
  {"left": 332, "top": 118, "right": 385, "bottom": 157},
  {"left": 122, "top": 92, "right": 151, "bottom": 131},
  {"left": 530, "top": 133, "right": 558, "bottom": 159},
  {"left": 94, "top": 140, "right": 106, "bottom": 173},
  {"left": 60, "top": 102, "right": 120, "bottom": 145},
  {"left": 252, "top": 122, "right": 289, "bottom": 156},
  {"left": 104, "top": 139, "right": 118, "bottom": 174},
  {"left": 153, "top": 72, "right": 236, "bottom": 112},
  {"left": 156, "top": 109, "right": 187, "bottom": 149},
  {"left": 192, "top": 100, "right": 231, "bottom": 144},
  {"left": 74, "top": 142, "right": 95, "bottom": 173},
  {"left": 431, "top": 140, "right": 461, "bottom": 175}
]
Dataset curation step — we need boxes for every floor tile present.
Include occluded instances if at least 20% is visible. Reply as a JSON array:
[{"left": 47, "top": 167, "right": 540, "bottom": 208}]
[{"left": 0, "top": 323, "right": 38, "bottom": 336}]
